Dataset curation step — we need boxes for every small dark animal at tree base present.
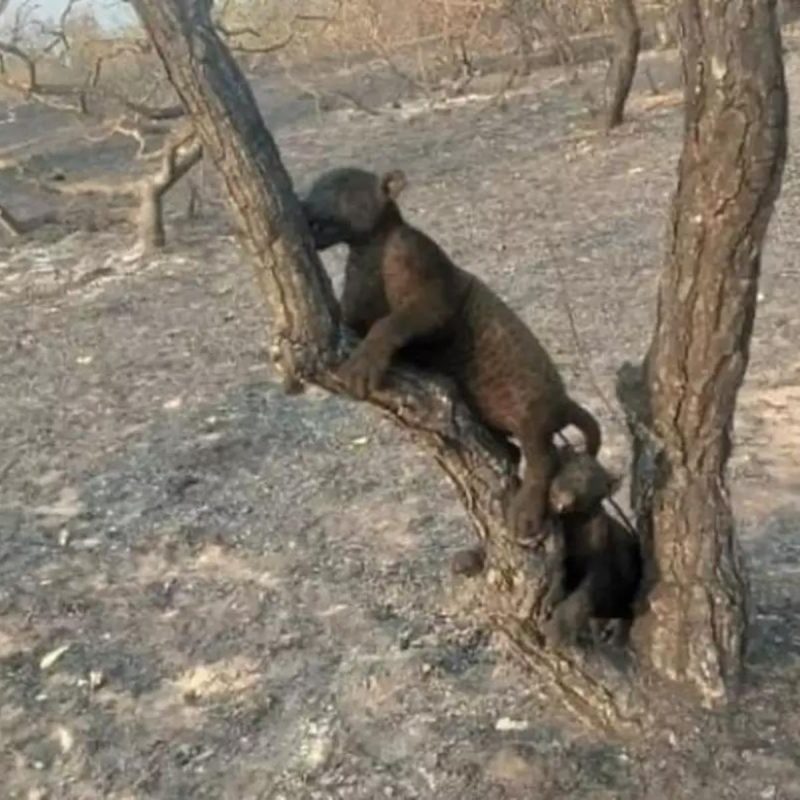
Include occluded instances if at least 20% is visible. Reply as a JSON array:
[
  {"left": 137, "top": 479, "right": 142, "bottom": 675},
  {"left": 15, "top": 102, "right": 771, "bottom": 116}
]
[
  {"left": 301, "top": 167, "right": 601, "bottom": 542},
  {"left": 542, "top": 450, "right": 642, "bottom": 648}
]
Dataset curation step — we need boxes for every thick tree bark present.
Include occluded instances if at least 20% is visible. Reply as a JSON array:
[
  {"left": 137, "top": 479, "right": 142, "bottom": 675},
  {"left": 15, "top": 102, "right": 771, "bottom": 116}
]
[
  {"left": 605, "top": 0, "right": 641, "bottom": 129},
  {"left": 618, "top": 0, "right": 787, "bottom": 705},
  {"left": 131, "top": 0, "right": 648, "bottom": 735}
]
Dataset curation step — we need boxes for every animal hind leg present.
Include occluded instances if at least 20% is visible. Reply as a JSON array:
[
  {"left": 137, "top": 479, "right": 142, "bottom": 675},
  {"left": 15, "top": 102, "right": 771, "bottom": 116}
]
[
  {"left": 543, "top": 580, "right": 593, "bottom": 647},
  {"left": 508, "top": 413, "right": 558, "bottom": 544}
]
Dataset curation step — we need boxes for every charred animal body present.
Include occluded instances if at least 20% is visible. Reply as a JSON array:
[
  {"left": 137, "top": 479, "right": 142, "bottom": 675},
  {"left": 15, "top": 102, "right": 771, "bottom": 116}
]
[{"left": 301, "top": 167, "right": 601, "bottom": 541}]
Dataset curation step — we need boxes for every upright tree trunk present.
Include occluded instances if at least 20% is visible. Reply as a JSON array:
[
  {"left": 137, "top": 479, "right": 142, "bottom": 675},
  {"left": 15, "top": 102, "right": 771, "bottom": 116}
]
[
  {"left": 138, "top": 190, "right": 166, "bottom": 251},
  {"left": 507, "top": 0, "right": 536, "bottom": 75},
  {"left": 605, "top": 0, "right": 640, "bottom": 129},
  {"left": 619, "top": 0, "right": 787, "bottom": 705}
]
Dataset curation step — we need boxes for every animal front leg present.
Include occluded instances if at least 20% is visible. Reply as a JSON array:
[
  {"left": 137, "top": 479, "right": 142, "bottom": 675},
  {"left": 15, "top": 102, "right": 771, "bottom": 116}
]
[{"left": 339, "top": 308, "right": 431, "bottom": 398}]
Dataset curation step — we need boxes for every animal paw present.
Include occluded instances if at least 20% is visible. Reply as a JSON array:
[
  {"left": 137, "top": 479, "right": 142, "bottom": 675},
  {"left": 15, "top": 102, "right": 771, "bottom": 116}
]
[
  {"left": 507, "top": 490, "right": 548, "bottom": 546},
  {"left": 542, "top": 612, "right": 577, "bottom": 649},
  {"left": 339, "top": 347, "right": 388, "bottom": 399}
]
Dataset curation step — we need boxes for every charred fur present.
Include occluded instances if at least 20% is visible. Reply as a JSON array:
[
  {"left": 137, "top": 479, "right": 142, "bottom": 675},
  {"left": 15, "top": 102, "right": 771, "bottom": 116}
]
[
  {"left": 301, "top": 166, "right": 602, "bottom": 542},
  {"left": 542, "top": 450, "right": 642, "bottom": 648}
]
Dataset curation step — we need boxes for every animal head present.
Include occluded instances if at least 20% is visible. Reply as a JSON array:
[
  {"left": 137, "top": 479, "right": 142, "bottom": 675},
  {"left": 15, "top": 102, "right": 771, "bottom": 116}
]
[
  {"left": 300, "top": 167, "right": 407, "bottom": 250},
  {"left": 548, "top": 451, "right": 621, "bottom": 516}
]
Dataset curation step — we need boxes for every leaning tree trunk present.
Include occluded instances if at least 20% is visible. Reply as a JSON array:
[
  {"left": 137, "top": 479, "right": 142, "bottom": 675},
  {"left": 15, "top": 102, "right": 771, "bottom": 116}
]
[
  {"left": 605, "top": 0, "right": 640, "bottom": 129},
  {"left": 618, "top": 0, "right": 787, "bottom": 705}
]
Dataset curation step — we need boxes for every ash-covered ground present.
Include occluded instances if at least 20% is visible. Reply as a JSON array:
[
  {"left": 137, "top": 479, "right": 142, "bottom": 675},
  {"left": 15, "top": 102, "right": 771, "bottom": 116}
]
[{"left": 1, "top": 45, "right": 800, "bottom": 799}]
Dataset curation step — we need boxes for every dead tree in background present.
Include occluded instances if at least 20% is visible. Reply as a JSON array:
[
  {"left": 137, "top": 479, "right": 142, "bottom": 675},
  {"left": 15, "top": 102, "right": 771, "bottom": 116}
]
[
  {"left": 132, "top": 0, "right": 648, "bottom": 735},
  {"left": 504, "top": 0, "right": 575, "bottom": 72},
  {"left": 130, "top": 0, "right": 786, "bottom": 730},
  {"left": 0, "top": 1, "right": 289, "bottom": 249},
  {"left": 0, "top": 4, "right": 195, "bottom": 249},
  {"left": 604, "top": 0, "right": 640, "bottom": 129},
  {"left": 617, "top": 0, "right": 787, "bottom": 704}
]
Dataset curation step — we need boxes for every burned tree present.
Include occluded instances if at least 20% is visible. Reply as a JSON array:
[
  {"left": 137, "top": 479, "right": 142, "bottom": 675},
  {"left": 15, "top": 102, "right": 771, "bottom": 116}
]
[
  {"left": 0, "top": 3, "right": 196, "bottom": 249},
  {"left": 130, "top": 0, "right": 645, "bottom": 734},
  {"left": 129, "top": 0, "right": 787, "bottom": 729},
  {"left": 618, "top": 0, "right": 787, "bottom": 703},
  {"left": 605, "top": 0, "right": 640, "bottom": 129},
  {"left": 0, "top": 2, "right": 291, "bottom": 249}
]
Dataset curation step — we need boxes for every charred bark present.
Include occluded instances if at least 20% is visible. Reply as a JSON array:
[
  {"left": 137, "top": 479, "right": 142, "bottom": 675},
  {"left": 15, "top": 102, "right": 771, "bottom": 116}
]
[
  {"left": 133, "top": 0, "right": 339, "bottom": 375},
  {"left": 617, "top": 0, "right": 787, "bottom": 705},
  {"left": 605, "top": 0, "right": 641, "bottom": 129}
]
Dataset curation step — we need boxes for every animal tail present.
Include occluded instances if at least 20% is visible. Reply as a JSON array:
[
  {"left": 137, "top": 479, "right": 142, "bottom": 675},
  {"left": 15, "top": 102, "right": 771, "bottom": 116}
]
[{"left": 562, "top": 398, "right": 601, "bottom": 456}]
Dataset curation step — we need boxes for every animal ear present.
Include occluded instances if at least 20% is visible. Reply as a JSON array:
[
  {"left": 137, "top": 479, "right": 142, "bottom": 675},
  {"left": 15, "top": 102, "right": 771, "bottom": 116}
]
[{"left": 381, "top": 169, "right": 407, "bottom": 199}]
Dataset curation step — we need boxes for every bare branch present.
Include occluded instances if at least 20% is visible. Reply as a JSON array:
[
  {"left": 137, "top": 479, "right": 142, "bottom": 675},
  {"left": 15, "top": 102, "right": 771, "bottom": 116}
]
[
  {"left": 149, "top": 127, "right": 201, "bottom": 191},
  {"left": 10, "top": 0, "right": 37, "bottom": 45},
  {"left": 85, "top": 38, "right": 152, "bottom": 90},
  {"left": 31, "top": 0, "right": 80, "bottom": 54}
]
